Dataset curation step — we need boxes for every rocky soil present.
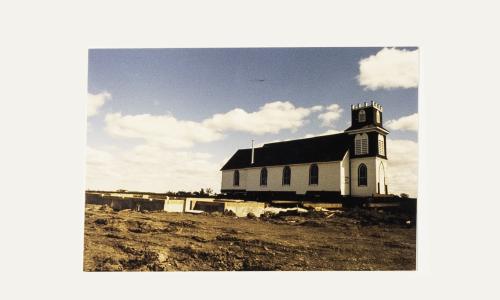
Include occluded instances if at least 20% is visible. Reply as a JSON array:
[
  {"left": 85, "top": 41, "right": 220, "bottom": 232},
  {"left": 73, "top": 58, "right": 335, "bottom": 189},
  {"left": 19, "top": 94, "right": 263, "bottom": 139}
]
[{"left": 83, "top": 204, "right": 416, "bottom": 271}]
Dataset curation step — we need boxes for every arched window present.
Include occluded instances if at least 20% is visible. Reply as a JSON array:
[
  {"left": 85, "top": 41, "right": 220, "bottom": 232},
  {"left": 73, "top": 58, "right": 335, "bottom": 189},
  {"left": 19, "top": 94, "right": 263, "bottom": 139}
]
[
  {"left": 282, "top": 166, "right": 291, "bottom": 186},
  {"left": 309, "top": 164, "right": 319, "bottom": 185},
  {"left": 358, "top": 109, "right": 366, "bottom": 122},
  {"left": 260, "top": 168, "right": 268, "bottom": 186},
  {"left": 375, "top": 110, "right": 381, "bottom": 123},
  {"left": 233, "top": 170, "right": 239, "bottom": 186},
  {"left": 358, "top": 164, "right": 367, "bottom": 186}
]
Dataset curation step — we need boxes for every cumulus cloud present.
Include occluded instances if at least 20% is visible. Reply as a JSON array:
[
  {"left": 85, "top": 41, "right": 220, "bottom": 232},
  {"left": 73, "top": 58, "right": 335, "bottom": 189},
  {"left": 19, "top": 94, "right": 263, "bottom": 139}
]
[
  {"left": 203, "top": 101, "right": 314, "bottom": 135},
  {"left": 88, "top": 92, "right": 111, "bottom": 117},
  {"left": 386, "top": 138, "right": 418, "bottom": 197},
  {"left": 92, "top": 100, "right": 323, "bottom": 191},
  {"left": 385, "top": 113, "right": 418, "bottom": 132},
  {"left": 105, "top": 113, "right": 224, "bottom": 149},
  {"left": 104, "top": 101, "right": 318, "bottom": 149},
  {"left": 358, "top": 48, "right": 419, "bottom": 90},
  {"left": 310, "top": 105, "right": 324, "bottom": 112},
  {"left": 86, "top": 145, "right": 221, "bottom": 193},
  {"left": 318, "top": 104, "right": 343, "bottom": 127}
]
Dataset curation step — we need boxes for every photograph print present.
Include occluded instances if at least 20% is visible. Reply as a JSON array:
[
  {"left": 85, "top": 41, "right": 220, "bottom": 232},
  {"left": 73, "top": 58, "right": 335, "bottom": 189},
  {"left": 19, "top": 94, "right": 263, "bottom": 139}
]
[{"left": 84, "top": 47, "right": 418, "bottom": 271}]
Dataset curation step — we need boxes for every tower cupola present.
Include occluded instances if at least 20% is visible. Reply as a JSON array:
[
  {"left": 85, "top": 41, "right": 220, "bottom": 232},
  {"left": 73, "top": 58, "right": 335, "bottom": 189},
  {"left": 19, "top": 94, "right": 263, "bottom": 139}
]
[{"left": 350, "top": 101, "right": 383, "bottom": 127}]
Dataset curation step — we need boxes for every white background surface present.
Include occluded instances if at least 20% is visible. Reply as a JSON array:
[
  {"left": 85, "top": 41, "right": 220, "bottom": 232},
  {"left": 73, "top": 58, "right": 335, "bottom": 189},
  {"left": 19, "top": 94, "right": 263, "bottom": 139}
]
[{"left": 1, "top": 0, "right": 499, "bottom": 299}]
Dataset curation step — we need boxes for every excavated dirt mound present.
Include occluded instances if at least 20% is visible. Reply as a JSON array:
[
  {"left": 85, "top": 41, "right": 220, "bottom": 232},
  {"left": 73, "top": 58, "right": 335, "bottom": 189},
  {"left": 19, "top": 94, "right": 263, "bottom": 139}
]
[{"left": 84, "top": 204, "right": 416, "bottom": 271}]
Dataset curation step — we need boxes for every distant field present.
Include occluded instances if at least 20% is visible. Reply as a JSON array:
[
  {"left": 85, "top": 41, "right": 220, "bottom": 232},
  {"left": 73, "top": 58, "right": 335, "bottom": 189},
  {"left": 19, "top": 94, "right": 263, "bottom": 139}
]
[{"left": 84, "top": 204, "right": 416, "bottom": 271}]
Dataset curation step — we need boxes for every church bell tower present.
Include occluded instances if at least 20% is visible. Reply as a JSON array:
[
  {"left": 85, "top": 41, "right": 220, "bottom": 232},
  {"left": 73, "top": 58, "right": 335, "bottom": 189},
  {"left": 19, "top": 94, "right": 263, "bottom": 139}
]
[{"left": 345, "top": 101, "right": 389, "bottom": 196}]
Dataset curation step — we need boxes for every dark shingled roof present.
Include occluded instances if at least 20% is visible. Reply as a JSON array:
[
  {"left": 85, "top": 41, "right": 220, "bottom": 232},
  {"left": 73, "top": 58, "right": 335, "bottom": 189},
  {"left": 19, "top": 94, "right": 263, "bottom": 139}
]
[{"left": 220, "top": 133, "right": 351, "bottom": 170}]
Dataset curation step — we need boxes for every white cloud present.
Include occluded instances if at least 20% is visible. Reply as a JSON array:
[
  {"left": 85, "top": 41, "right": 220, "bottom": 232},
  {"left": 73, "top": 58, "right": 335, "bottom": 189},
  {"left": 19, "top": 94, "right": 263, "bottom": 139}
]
[
  {"left": 92, "top": 100, "right": 322, "bottom": 192},
  {"left": 105, "top": 101, "right": 317, "bottom": 148},
  {"left": 386, "top": 138, "right": 418, "bottom": 197},
  {"left": 358, "top": 48, "right": 419, "bottom": 90},
  {"left": 385, "top": 113, "right": 418, "bottom": 132},
  {"left": 310, "top": 105, "right": 324, "bottom": 112},
  {"left": 88, "top": 92, "right": 111, "bottom": 117},
  {"left": 105, "top": 113, "right": 224, "bottom": 149},
  {"left": 86, "top": 145, "right": 221, "bottom": 193},
  {"left": 318, "top": 104, "right": 343, "bottom": 127},
  {"left": 105, "top": 101, "right": 317, "bottom": 149},
  {"left": 203, "top": 101, "right": 313, "bottom": 135}
]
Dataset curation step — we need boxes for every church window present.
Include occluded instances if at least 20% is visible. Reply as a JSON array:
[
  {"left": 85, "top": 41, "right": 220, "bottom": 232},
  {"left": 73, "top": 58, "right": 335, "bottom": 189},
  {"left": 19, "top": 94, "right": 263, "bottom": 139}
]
[
  {"left": 260, "top": 168, "right": 268, "bottom": 186},
  {"left": 282, "top": 166, "right": 291, "bottom": 186},
  {"left": 358, "top": 110, "right": 366, "bottom": 122},
  {"left": 358, "top": 164, "right": 367, "bottom": 186},
  {"left": 378, "top": 135, "right": 385, "bottom": 156},
  {"left": 309, "top": 164, "right": 319, "bottom": 185},
  {"left": 355, "top": 133, "right": 369, "bottom": 155},
  {"left": 233, "top": 170, "right": 240, "bottom": 186}
]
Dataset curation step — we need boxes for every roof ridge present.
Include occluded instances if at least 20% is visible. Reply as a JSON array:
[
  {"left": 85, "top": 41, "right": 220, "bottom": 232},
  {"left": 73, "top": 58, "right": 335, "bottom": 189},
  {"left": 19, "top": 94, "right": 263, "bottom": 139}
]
[{"left": 263, "top": 132, "right": 347, "bottom": 147}]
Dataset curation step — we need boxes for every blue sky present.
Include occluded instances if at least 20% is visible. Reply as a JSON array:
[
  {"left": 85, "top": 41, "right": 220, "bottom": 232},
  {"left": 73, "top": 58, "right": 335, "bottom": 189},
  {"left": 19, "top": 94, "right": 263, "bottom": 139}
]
[{"left": 87, "top": 47, "right": 419, "bottom": 195}]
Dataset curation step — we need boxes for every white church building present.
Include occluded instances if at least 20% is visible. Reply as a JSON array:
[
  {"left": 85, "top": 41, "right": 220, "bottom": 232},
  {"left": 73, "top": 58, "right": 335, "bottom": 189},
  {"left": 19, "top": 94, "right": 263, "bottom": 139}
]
[{"left": 220, "top": 101, "right": 389, "bottom": 200}]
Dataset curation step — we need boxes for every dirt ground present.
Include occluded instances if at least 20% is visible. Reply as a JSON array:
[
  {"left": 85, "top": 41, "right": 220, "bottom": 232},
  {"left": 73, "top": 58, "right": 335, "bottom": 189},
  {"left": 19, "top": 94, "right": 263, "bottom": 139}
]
[{"left": 83, "top": 204, "right": 416, "bottom": 271}]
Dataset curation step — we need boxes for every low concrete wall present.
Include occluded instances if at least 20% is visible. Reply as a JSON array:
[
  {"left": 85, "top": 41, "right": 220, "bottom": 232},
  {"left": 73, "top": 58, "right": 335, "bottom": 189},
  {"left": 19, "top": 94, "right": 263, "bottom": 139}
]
[
  {"left": 164, "top": 199, "right": 185, "bottom": 213},
  {"left": 223, "top": 201, "right": 266, "bottom": 217},
  {"left": 86, "top": 192, "right": 165, "bottom": 211},
  {"left": 186, "top": 198, "right": 215, "bottom": 210},
  {"left": 86, "top": 193, "right": 266, "bottom": 217},
  {"left": 109, "top": 198, "right": 133, "bottom": 210},
  {"left": 193, "top": 201, "right": 225, "bottom": 213},
  {"left": 163, "top": 198, "right": 216, "bottom": 212},
  {"left": 137, "top": 199, "right": 165, "bottom": 211},
  {"left": 85, "top": 193, "right": 112, "bottom": 206},
  {"left": 189, "top": 199, "right": 266, "bottom": 217},
  {"left": 110, "top": 198, "right": 165, "bottom": 211}
]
